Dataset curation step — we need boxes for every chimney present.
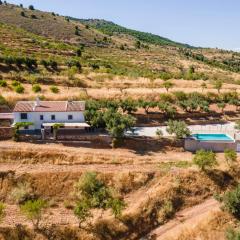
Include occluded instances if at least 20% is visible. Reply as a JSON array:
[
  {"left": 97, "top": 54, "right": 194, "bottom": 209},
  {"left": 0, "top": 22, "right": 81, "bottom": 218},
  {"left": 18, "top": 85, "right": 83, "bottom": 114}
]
[{"left": 33, "top": 97, "right": 40, "bottom": 111}]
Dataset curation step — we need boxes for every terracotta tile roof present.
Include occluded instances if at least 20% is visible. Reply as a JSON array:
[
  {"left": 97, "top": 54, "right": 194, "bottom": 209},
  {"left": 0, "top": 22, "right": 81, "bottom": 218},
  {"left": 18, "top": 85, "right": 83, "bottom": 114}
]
[{"left": 13, "top": 101, "right": 85, "bottom": 112}]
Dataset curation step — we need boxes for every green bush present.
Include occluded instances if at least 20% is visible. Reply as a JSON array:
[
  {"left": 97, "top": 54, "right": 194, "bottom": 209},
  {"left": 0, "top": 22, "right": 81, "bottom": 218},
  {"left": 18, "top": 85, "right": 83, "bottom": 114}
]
[
  {"left": 0, "top": 80, "right": 7, "bottom": 87},
  {"left": 32, "top": 84, "right": 41, "bottom": 93},
  {"left": 12, "top": 80, "right": 21, "bottom": 87},
  {"left": 193, "top": 150, "right": 217, "bottom": 171},
  {"left": 226, "top": 228, "right": 240, "bottom": 240},
  {"left": 20, "top": 199, "right": 47, "bottom": 229},
  {"left": 50, "top": 85, "right": 59, "bottom": 94},
  {"left": 14, "top": 84, "right": 25, "bottom": 94},
  {"left": 222, "top": 184, "right": 240, "bottom": 219},
  {"left": 0, "top": 95, "right": 6, "bottom": 105}
]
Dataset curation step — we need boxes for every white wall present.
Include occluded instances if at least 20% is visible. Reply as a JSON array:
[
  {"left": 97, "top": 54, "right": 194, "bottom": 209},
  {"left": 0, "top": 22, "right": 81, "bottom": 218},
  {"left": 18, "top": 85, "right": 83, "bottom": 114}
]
[{"left": 13, "top": 111, "right": 85, "bottom": 129}]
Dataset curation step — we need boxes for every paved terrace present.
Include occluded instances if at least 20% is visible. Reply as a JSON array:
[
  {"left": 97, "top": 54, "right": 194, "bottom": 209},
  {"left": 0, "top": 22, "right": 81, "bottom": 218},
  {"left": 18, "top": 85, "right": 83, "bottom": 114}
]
[{"left": 126, "top": 122, "right": 236, "bottom": 138}]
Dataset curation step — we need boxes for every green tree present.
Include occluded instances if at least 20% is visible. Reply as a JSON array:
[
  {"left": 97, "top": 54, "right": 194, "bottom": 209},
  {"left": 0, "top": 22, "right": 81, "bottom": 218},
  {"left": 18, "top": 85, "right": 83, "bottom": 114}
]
[
  {"left": 224, "top": 149, "right": 237, "bottom": 168},
  {"left": 193, "top": 150, "right": 217, "bottom": 171},
  {"left": 20, "top": 199, "right": 47, "bottom": 229},
  {"left": 52, "top": 123, "right": 64, "bottom": 140},
  {"left": 119, "top": 98, "right": 137, "bottom": 114},
  {"left": 138, "top": 99, "right": 157, "bottom": 114},
  {"left": 135, "top": 40, "right": 141, "bottom": 49},
  {"left": 50, "top": 85, "right": 59, "bottom": 93},
  {"left": 201, "top": 82, "right": 207, "bottom": 92},
  {"left": 103, "top": 110, "right": 136, "bottom": 147},
  {"left": 166, "top": 120, "right": 190, "bottom": 139},
  {"left": 14, "top": 84, "right": 25, "bottom": 94},
  {"left": 74, "top": 172, "right": 125, "bottom": 228},
  {"left": 162, "top": 81, "right": 174, "bottom": 92},
  {"left": 214, "top": 80, "right": 223, "bottom": 93},
  {"left": 217, "top": 102, "right": 226, "bottom": 114},
  {"left": 32, "top": 84, "right": 41, "bottom": 93},
  {"left": 0, "top": 80, "right": 7, "bottom": 87}
]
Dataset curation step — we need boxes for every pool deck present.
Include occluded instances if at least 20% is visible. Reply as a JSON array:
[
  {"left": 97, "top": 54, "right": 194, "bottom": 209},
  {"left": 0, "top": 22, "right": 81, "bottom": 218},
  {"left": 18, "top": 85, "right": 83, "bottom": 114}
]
[{"left": 127, "top": 122, "right": 236, "bottom": 138}]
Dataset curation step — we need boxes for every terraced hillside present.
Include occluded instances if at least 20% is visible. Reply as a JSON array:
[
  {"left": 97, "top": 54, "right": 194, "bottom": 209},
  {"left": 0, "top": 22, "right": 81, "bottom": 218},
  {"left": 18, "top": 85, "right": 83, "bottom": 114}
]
[{"left": 0, "top": 3, "right": 240, "bottom": 102}]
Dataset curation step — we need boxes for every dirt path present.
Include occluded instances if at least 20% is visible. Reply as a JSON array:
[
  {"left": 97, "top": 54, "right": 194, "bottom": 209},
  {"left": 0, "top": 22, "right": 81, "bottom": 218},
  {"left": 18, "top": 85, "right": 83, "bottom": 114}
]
[
  {"left": 146, "top": 198, "right": 220, "bottom": 240},
  {"left": 0, "top": 162, "right": 161, "bottom": 174}
]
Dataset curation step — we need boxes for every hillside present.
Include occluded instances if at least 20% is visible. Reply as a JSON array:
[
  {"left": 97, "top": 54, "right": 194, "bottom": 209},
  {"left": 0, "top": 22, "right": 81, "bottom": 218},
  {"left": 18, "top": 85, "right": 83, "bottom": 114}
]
[
  {"left": 72, "top": 18, "right": 192, "bottom": 48},
  {"left": 1, "top": 1, "right": 240, "bottom": 105}
]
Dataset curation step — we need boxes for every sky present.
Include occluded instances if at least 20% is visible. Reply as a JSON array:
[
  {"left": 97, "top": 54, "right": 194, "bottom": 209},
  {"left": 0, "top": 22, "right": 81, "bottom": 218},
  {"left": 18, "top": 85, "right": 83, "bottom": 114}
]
[{"left": 6, "top": 0, "right": 240, "bottom": 50}]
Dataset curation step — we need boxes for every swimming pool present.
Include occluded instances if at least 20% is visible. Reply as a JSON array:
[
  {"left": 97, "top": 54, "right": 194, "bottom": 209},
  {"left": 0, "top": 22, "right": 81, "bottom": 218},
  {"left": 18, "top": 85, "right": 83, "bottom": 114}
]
[{"left": 192, "top": 134, "right": 234, "bottom": 142}]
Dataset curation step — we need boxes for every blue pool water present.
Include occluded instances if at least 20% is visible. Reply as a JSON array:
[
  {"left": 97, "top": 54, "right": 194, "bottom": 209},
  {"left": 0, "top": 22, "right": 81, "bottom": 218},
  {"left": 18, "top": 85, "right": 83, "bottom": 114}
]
[{"left": 192, "top": 134, "right": 234, "bottom": 142}]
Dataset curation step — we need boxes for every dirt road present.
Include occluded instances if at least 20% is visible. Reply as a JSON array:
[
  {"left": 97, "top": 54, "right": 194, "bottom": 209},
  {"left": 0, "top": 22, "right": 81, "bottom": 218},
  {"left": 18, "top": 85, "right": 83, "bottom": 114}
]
[{"left": 146, "top": 198, "right": 220, "bottom": 240}]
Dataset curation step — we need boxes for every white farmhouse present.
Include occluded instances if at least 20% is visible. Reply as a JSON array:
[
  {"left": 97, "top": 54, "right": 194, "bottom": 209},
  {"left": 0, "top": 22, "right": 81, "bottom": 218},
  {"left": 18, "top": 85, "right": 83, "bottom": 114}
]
[{"left": 13, "top": 98, "right": 89, "bottom": 132}]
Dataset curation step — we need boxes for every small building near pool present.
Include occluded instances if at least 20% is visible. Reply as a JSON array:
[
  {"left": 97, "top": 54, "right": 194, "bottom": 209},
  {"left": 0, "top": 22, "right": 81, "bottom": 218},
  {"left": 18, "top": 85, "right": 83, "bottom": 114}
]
[
  {"left": 184, "top": 133, "right": 239, "bottom": 152},
  {"left": 12, "top": 98, "right": 90, "bottom": 137}
]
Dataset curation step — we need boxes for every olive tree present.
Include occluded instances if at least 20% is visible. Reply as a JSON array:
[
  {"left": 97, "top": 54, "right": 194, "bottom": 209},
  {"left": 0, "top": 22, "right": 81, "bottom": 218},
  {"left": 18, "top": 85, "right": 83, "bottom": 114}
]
[
  {"left": 20, "top": 199, "right": 47, "bottom": 229},
  {"left": 162, "top": 81, "right": 174, "bottom": 92},
  {"left": 103, "top": 110, "right": 136, "bottom": 147},
  {"left": 74, "top": 172, "right": 125, "bottom": 229},
  {"left": 193, "top": 150, "right": 217, "bottom": 171},
  {"left": 52, "top": 123, "right": 64, "bottom": 140},
  {"left": 166, "top": 120, "right": 190, "bottom": 139}
]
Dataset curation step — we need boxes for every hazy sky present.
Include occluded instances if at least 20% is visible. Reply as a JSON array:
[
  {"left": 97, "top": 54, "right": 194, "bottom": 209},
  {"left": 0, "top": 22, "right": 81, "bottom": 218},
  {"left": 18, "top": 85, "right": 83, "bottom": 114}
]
[{"left": 6, "top": 0, "right": 240, "bottom": 50}]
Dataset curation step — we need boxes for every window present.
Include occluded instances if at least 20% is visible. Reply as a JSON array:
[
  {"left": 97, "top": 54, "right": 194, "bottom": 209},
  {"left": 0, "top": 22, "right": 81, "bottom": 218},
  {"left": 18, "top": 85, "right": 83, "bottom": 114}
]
[
  {"left": 20, "top": 113, "right": 28, "bottom": 120},
  {"left": 68, "top": 115, "right": 73, "bottom": 120},
  {"left": 40, "top": 115, "right": 44, "bottom": 121},
  {"left": 51, "top": 115, "right": 55, "bottom": 120}
]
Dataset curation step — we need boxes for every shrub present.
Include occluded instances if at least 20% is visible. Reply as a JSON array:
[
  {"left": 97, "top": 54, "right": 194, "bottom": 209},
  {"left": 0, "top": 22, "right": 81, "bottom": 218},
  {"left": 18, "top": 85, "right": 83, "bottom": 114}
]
[
  {"left": 193, "top": 150, "right": 217, "bottom": 171},
  {"left": 0, "top": 80, "right": 7, "bottom": 87},
  {"left": 32, "top": 84, "right": 41, "bottom": 93},
  {"left": 222, "top": 184, "right": 240, "bottom": 219},
  {"left": 76, "top": 48, "right": 82, "bottom": 57},
  {"left": 226, "top": 228, "right": 240, "bottom": 240},
  {"left": 20, "top": 199, "right": 47, "bottom": 229},
  {"left": 11, "top": 80, "right": 20, "bottom": 87},
  {"left": 0, "top": 95, "right": 6, "bottom": 105},
  {"left": 11, "top": 182, "right": 34, "bottom": 204},
  {"left": 166, "top": 120, "right": 190, "bottom": 139},
  {"left": 14, "top": 84, "right": 25, "bottom": 94},
  {"left": 162, "top": 81, "right": 174, "bottom": 92},
  {"left": 224, "top": 149, "right": 237, "bottom": 167},
  {"left": 50, "top": 85, "right": 59, "bottom": 94}
]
